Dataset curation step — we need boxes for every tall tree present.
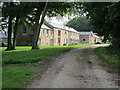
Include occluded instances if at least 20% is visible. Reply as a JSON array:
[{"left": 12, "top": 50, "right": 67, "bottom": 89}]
[
  {"left": 32, "top": 2, "right": 48, "bottom": 49},
  {"left": 6, "top": 16, "right": 13, "bottom": 50},
  {"left": 12, "top": 2, "right": 36, "bottom": 49},
  {"left": 82, "top": 2, "right": 120, "bottom": 49},
  {"left": 66, "top": 16, "right": 93, "bottom": 31},
  {"left": 31, "top": 2, "right": 76, "bottom": 49},
  {"left": 2, "top": 2, "right": 80, "bottom": 50},
  {"left": 2, "top": 2, "right": 14, "bottom": 50},
  {"left": 12, "top": 16, "right": 19, "bottom": 49},
  {"left": 2, "top": 2, "right": 36, "bottom": 50}
]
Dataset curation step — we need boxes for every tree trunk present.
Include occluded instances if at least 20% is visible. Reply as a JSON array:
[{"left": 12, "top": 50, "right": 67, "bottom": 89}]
[
  {"left": 6, "top": 16, "right": 13, "bottom": 50},
  {"left": 32, "top": 2, "right": 48, "bottom": 50},
  {"left": 13, "top": 17, "right": 19, "bottom": 50}
]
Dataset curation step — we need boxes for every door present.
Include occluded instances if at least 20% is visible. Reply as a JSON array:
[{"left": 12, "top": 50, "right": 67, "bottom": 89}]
[
  {"left": 50, "top": 39, "right": 53, "bottom": 46},
  {"left": 37, "top": 38, "right": 41, "bottom": 46},
  {"left": 58, "top": 30, "right": 61, "bottom": 46},
  {"left": 58, "top": 37, "right": 61, "bottom": 46}
]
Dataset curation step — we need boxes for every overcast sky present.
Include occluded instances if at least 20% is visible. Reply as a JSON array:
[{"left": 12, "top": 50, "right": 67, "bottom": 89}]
[
  {"left": 45, "top": 15, "right": 76, "bottom": 25},
  {"left": 45, "top": 12, "right": 87, "bottom": 25}
]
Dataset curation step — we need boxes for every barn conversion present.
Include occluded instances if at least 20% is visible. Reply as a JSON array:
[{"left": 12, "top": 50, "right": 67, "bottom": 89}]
[
  {"left": 79, "top": 31, "right": 102, "bottom": 43},
  {"left": 0, "top": 23, "right": 102, "bottom": 47},
  {"left": 16, "top": 23, "right": 80, "bottom": 46},
  {"left": 43, "top": 23, "right": 80, "bottom": 46}
]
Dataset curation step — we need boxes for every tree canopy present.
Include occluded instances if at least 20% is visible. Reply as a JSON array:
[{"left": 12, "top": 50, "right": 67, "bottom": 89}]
[
  {"left": 2, "top": 2, "right": 78, "bottom": 50},
  {"left": 2, "top": 2, "right": 120, "bottom": 50},
  {"left": 66, "top": 16, "right": 93, "bottom": 31},
  {"left": 82, "top": 2, "right": 120, "bottom": 49}
]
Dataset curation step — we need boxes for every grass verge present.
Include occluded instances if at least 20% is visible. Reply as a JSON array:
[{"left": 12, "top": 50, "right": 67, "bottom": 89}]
[
  {"left": 94, "top": 47, "right": 120, "bottom": 68},
  {"left": 2, "top": 66, "right": 37, "bottom": 88},
  {"left": 2, "top": 43, "right": 93, "bottom": 88},
  {"left": 2, "top": 43, "right": 93, "bottom": 64},
  {"left": 2, "top": 47, "right": 72, "bottom": 64}
]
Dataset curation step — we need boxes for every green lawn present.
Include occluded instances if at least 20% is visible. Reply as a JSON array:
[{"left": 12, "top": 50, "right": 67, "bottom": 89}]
[
  {"left": 2, "top": 47, "right": 72, "bottom": 64},
  {"left": 2, "top": 43, "right": 93, "bottom": 88},
  {"left": 94, "top": 47, "right": 120, "bottom": 68},
  {"left": 0, "top": 43, "right": 93, "bottom": 51},
  {"left": 0, "top": 67, "right": 2, "bottom": 90},
  {"left": 2, "top": 66, "right": 37, "bottom": 88},
  {"left": 2, "top": 43, "right": 93, "bottom": 64}
]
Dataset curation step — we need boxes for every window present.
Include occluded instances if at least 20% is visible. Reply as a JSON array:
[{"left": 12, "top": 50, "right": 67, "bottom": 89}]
[
  {"left": 51, "top": 31, "right": 53, "bottom": 35},
  {"left": 65, "top": 32, "right": 67, "bottom": 37},
  {"left": 83, "top": 39, "right": 86, "bottom": 41},
  {"left": 66, "top": 39, "right": 68, "bottom": 43},
  {"left": 58, "top": 30, "right": 61, "bottom": 36},
  {"left": 70, "top": 39, "right": 72, "bottom": 43},
  {"left": 23, "top": 26, "right": 27, "bottom": 35},
  {"left": 46, "top": 30, "right": 49, "bottom": 37},
  {"left": 47, "top": 30, "right": 48, "bottom": 35},
  {"left": 50, "top": 39, "right": 53, "bottom": 46},
  {"left": 37, "top": 38, "right": 41, "bottom": 45},
  {"left": 43, "top": 29, "right": 45, "bottom": 34},
  {"left": 64, "top": 39, "right": 66, "bottom": 43}
]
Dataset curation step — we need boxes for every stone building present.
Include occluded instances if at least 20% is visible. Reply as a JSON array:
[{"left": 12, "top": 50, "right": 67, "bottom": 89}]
[
  {"left": 16, "top": 24, "right": 34, "bottom": 46},
  {"left": 45, "top": 23, "right": 80, "bottom": 46},
  {"left": 39, "top": 24, "right": 53, "bottom": 46},
  {"left": 1, "top": 24, "right": 102, "bottom": 47},
  {"left": 16, "top": 23, "right": 80, "bottom": 46},
  {"left": 79, "top": 31, "right": 101, "bottom": 43}
]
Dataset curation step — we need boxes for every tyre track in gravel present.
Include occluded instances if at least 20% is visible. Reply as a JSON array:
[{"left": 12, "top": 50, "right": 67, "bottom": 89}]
[{"left": 27, "top": 44, "right": 119, "bottom": 88}]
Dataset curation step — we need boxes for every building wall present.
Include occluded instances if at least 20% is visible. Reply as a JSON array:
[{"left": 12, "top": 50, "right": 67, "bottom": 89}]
[
  {"left": 95, "top": 37, "right": 102, "bottom": 43},
  {"left": 16, "top": 24, "right": 33, "bottom": 46},
  {"left": 16, "top": 24, "right": 80, "bottom": 46},
  {"left": 39, "top": 29, "right": 54, "bottom": 46},
  {"left": 61, "top": 29, "right": 69, "bottom": 46},
  {"left": 53, "top": 28, "right": 59, "bottom": 46},
  {"left": 89, "top": 34, "right": 102, "bottom": 43},
  {"left": 67, "top": 31, "right": 80, "bottom": 45},
  {"left": 52, "top": 28, "right": 68, "bottom": 46},
  {"left": 89, "top": 34, "right": 95, "bottom": 43},
  {"left": 39, "top": 27, "right": 80, "bottom": 46},
  {"left": 80, "top": 35, "right": 90, "bottom": 43},
  {"left": 52, "top": 28, "right": 80, "bottom": 46},
  {"left": 68, "top": 31, "right": 72, "bottom": 45},
  {"left": 80, "top": 33, "right": 101, "bottom": 44}
]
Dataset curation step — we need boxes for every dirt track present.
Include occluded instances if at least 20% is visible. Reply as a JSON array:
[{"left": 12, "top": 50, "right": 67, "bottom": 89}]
[{"left": 27, "top": 44, "right": 118, "bottom": 88}]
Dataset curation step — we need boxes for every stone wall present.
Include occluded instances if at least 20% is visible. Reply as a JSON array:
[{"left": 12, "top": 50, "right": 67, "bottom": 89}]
[
  {"left": 80, "top": 35, "right": 90, "bottom": 43},
  {"left": 16, "top": 24, "right": 80, "bottom": 46}
]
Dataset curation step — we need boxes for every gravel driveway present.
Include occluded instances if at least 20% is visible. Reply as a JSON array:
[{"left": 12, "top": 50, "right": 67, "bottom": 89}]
[{"left": 27, "top": 44, "right": 119, "bottom": 88}]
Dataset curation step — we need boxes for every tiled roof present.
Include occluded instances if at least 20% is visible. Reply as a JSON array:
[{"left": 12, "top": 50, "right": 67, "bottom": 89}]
[
  {"left": 41, "top": 24, "right": 52, "bottom": 30},
  {"left": 79, "top": 31, "right": 101, "bottom": 38},
  {"left": 93, "top": 34, "right": 100, "bottom": 38},
  {"left": 48, "top": 22, "right": 78, "bottom": 33},
  {"left": 63, "top": 26, "right": 78, "bottom": 33},
  {"left": 79, "top": 31, "right": 93, "bottom": 35}
]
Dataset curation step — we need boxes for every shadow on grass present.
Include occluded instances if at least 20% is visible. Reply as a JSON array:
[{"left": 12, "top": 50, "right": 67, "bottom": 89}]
[{"left": 94, "top": 47, "right": 120, "bottom": 68}]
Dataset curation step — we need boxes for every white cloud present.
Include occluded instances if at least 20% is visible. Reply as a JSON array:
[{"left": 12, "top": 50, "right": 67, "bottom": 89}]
[{"left": 45, "top": 16, "right": 73, "bottom": 25}]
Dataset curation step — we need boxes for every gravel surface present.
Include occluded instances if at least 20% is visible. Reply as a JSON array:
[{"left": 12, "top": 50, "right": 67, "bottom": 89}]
[{"left": 26, "top": 44, "right": 119, "bottom": 88}]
